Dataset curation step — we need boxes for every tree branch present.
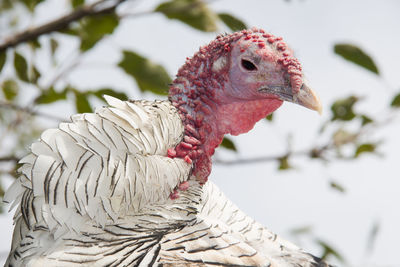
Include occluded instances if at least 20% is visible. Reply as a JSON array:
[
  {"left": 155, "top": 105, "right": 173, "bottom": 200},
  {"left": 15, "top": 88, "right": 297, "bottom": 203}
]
[
  {"left": 215, "top": 155, "right": 287, "bottom": 165},
  {"left": 0, "top": 100, "right": 67, "bottom": 122},
  {"left": 0, "top": 0, "right": 127, "bottom": 52},
  {"left": 0, "top": 156, "right": 19, "bottom": 163},
  {"left": 214, "top": 144, "right": 331, "bottom": 166}
]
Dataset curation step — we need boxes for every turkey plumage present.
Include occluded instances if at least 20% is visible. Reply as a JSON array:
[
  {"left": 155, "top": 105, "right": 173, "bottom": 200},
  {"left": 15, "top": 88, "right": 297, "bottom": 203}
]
[{"left": 4, "top": 28, "right": 329, "bottom": 266}]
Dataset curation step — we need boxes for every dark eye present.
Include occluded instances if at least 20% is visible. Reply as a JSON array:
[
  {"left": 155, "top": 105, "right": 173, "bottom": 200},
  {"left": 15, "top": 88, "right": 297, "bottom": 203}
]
[{"left": 241, "top": 59, "right": 257, "bottom": 71}]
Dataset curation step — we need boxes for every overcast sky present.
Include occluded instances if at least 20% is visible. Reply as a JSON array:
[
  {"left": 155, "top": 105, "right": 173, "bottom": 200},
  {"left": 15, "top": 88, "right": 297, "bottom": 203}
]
[{"left": 1, "top": 0, "right": 400, "bottom": 266}]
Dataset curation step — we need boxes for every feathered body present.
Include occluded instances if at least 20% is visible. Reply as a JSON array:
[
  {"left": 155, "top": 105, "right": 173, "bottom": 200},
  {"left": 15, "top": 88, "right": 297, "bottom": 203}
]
[{"left": 4, "top": 28, "right": 328, "bottom": 266}]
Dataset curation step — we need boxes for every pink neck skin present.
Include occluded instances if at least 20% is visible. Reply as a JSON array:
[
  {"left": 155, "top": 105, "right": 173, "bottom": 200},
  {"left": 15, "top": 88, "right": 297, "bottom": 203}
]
[{"left": 168, "top": 64, "right": 282, "bottom": 184}]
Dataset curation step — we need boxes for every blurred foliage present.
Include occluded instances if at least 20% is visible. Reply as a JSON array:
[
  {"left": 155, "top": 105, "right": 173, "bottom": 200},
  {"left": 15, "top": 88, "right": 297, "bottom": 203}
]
[
  {"left": 155, "top": 0, "right": 217, "bottom": 32},
  {"left": 354, "top": 143, "right": 377, "bottom": 158},
  {"left": 50, "top": 38, "right": 58, "bottom": 56},
  {"left": 360, "top": 114, "right": 373, "bottom": 126},
  {"left": 290, "top": 225, "right": 313, "bottom": 236},
  {"left": 13, "top": 52, "right": 29, "bottom": 82},
  {"left": 35, "top": 87, "right": 68, "bottom": 104},
  {"left": 316, "top": 239, "right": 345, "bottom": 263},
  {"left": 76, "top": 14, "right": 119, "bottom": 51},
  {"left": 72, "top": 0, "right": 85, "bottom": 9},
  {"left": 0, "top": 0, "right": 398, "bottom": 264},
  {"left": 217, "top": 13, "right": 247, "bottom": 32},
  {"left": 118, "top": 51, "right": 171, "bottom": 95},
  {"left": 220, "top": 137, "right": 237, "bottom": 151},
  {"left": 155, "top": 0, "right": 247, "bottom": 33},
  {"left": 278, "top": 154, "right": 291, "bottom": 170},
  {"left": 330, "top": 96, "right": 358, "bottom": 121},
  {"left": 91, "top": 88, "right": 128, "bottom": 101},
  {"left": 2, "top": 80, "right": 19, "bottom": 101},
  {"left": 334, "top": 44, "right": 379, "bottom": 75},
  {"left": 73, "top": 89, "right": 92, "bottom": 113},
  {"left": 21, "top": 0, "right": 45, "bottom": 12},
  {"left": 290, "top": 226, "right": 345, "bottom": 263},
  {"left": 332, "top": 129, "right": 358, "bottom": 147},
  {"left": 329, "top": 181, "right": 346, "bottom": 193},
  {"left": 391, "top": 92, "right": 400, "bottom": 107},
  {"left": 0, "top": 51, "right": 6, "bottom": 73},
  {"left": 366, "top": 221, "right": 380, "bottom": 254}
]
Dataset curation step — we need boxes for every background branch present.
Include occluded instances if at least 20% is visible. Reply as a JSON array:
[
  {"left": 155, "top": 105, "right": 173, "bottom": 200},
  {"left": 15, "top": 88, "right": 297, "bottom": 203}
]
[
  {"left": 0, "top": 156, "right": 19, "bottom": 163},
  {"left": 0, "top": 100, "right": 66, "bottom": 122},
  {"left": 214, "top": 144, "right": 331, "bottom": 165},
  {"left": 0, "top": 0, "right": 127, "bottom": 52}
]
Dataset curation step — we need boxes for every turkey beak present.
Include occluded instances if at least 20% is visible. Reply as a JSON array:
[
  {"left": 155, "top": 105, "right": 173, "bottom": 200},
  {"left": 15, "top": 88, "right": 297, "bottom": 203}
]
[
  {"left": 292, "top": 83, "right": 322, "bottom": 114},
  {"left": 259, "top": 82, "right": 322, "bottom": 114}
]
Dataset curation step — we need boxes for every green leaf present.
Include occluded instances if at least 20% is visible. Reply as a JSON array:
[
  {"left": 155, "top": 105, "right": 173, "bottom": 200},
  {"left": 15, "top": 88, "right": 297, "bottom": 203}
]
[
  {"left": 220, "top": 137, "right": 237, "bottom": 151},
  {"left": 59, "top": 27, "right": 79, "bottom": 36},
  {"left": 218, "top": 13, "right": 246, "bottom": 32},
  {"left": 31, "top": 65, "right": 41, "bottom": 84},
  {"left": 118, "top": 50, "right": 171, "bottom": 95},
  {"left": 316, "top": 239, "right": 344, "bottom": 263},
  {"left": 28, "top": 39, "right": 41, "bottom": 49},
  {"left": 0, "top": 0, "right": 13, "bottom": 10},
  {"left": 14, "top": 52, "right": 29, "bottom": 82},
  {"left": 0, "top": 181, "right": 4, "bottom": 198},
  {"left": 72, "top": 0, "right": 84, "bottom": 8},
  {"left": 330, "top": 96, "right": 358, "bottom": 121},
  {"left": 0, "top": 180, "right": 5, "bottom": 213},
  {"left": 21, "top": 0, "right": 44, "bottom": 12},
  {"left": 390, "top": 92, "right": 400, "bottom": 108},
  {"left": 278, "top": 155, "right": 291, "bottom": 170},
  {"left": 2, "top": 79, "right": 19, "bottom": 101},
  {"left": 50, "top": 38, "right": 59, "bottom": 56},
  {"left": 360, "top": 114, "right": 373, "bottom": 126},
  {"left": 266, "top": 113, "right": 273, "bottom": 121},
  {"left": 355, "top": 143, "right": 376, "bottom": 158},
  {"left": 290, "top": 225, "right": 313, "bottom": 236},
  {"left": 334, "top": 44, "right": 379, "bottom": 75},
  {"left": 91, "top": 88, "right": 128, "bottom": 101},
  {"left": 74, "top": 90, "right": 92, "bottom": 113},
  {"left": 155, "top": 0, "right": 217, "bottom": 32},
  {"left": 0, "top": 51, "right": 6, "bottom": 73},
  {"left": 329, "top": 181, "right": 346, "bottom": 193},
  {"left": 79, "top": 14, "right": 119, "bottom": 51},
  {"left": 35, "top": 87, "right": 67, "bottom": 104}
]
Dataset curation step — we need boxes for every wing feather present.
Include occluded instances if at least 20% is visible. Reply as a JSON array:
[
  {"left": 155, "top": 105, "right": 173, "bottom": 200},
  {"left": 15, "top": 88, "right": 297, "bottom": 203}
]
[{"left": 6, "top": 97, "right": 188, "bottom": 236}]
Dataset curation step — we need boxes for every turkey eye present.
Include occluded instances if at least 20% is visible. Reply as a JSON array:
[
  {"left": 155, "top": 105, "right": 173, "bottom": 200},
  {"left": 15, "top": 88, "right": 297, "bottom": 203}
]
[{"left": 241, "top": 59, "right": 257, "bottom": 71}]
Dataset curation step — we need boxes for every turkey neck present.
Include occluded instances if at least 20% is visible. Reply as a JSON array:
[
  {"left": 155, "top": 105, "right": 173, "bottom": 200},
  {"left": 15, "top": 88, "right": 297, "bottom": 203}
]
[{"left": 168, "top": 61, "right": 229, "bottom": 184}]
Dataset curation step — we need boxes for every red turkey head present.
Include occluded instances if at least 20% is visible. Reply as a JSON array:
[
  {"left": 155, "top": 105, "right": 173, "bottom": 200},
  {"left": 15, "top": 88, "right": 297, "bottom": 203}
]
[
  {"left": 210, "top": 29, "right": 322, "bottom": 136},
  {"left": 169, "top": 28, "right": 322, "bottom": 182},
  {"left": 226, "top": 30, "right": 321, "bottom": 113}
]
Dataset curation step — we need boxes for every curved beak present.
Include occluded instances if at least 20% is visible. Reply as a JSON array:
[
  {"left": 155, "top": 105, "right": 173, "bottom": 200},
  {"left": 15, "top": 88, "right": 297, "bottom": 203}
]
[
  {"left": 292, "top": 83, "right": 322, "bottom": 114},
  {"left": 258, "top": 82, "right": 322, "bottom": 114}
]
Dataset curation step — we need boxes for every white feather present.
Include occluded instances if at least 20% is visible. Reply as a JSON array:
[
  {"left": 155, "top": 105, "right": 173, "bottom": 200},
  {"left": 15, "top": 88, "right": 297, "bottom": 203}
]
[{"left": 5, "top": 97, "right": 327, "bottom": 267}]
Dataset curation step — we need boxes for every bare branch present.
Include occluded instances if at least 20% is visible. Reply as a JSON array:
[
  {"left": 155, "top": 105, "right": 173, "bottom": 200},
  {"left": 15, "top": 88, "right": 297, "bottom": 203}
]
[
  {"left": 215, "top": 155, "right": 285, "bottom": 165},
  {"left": 0, "top": 100, "right": 67, "bottom": 122},
  {"left": 0, "top": 0, "right": 127, "bottom": 52},
  {"left": 0, "top": 156, "right": 19, "bottom": 163},
  {"left": 214, "top": 145, "right": 331, "bottom": 166}
]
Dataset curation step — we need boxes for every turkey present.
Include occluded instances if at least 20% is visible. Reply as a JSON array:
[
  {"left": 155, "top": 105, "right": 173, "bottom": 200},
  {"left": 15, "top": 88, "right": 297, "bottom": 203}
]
[{"left": 4, "top": 28, "right": 329, "bottom": 266}]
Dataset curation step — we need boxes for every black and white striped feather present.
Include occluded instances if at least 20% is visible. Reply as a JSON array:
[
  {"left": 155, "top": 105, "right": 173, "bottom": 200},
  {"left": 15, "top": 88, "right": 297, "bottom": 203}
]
[{"left": 4, "top": 96, "right": 331, "bottom": 267}]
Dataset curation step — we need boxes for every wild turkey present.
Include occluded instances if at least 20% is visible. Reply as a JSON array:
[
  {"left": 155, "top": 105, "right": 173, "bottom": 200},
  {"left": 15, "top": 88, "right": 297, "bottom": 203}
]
[{"left": 4, "top": 28, "right": 329, "bottom": 266}]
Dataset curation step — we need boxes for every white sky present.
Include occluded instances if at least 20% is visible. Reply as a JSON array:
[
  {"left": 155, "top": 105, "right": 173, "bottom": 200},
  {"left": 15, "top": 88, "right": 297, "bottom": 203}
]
[{"left": 1, "top": 0, "right": 400, "bottom": 266}]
